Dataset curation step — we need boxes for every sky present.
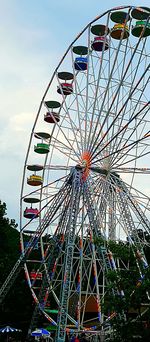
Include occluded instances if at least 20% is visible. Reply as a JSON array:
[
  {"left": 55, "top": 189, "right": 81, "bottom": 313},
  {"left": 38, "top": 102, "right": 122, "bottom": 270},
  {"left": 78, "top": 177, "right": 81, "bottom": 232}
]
[{"left": 0, "top": 0, "right": 149, "bottom": 224}]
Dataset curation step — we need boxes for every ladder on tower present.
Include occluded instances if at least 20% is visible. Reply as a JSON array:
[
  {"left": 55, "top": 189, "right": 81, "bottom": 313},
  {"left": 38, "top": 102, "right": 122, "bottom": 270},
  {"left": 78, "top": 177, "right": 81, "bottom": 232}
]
[
  {"left": 84, "top": 178, "right": 115, "bottom": 270},
  {"left": 56, "top": 168, "right": 81, "bottom": 342}
]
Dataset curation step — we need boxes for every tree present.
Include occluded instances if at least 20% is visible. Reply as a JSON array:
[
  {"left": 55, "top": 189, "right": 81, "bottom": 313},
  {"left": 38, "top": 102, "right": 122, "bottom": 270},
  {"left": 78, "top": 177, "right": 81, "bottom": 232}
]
[
  {"left": 0, "top": 200, "right": 33, "bottom": 341},
  {"left": 95, "top": 237, "right": 150, "bottom": 341}
]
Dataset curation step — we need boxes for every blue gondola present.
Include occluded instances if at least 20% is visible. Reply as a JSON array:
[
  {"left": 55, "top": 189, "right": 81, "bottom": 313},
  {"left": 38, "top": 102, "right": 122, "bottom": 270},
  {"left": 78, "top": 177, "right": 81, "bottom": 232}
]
[{"left": 74, "top": 57, "right": 88, "bottom": 71}]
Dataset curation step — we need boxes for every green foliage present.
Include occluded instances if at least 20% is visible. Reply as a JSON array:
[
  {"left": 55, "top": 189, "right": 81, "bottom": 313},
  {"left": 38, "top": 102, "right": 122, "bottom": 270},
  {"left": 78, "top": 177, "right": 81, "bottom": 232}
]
[
  {"left": 0, "top": 200, "right": 18, "bottom": 228},
  {"left": 0, "top": 201, "right": 7, "bottom": 218},
  {"left": 0, "top": 200, "right": 33, "bottom": 339},
  {"left": 95, "top": 235, "right": 150, "bottom": 341}
]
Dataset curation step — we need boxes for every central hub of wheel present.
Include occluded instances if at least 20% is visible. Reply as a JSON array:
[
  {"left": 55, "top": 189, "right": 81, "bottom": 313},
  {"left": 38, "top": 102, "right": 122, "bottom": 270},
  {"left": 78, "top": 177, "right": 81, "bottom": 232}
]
[
  {"left": 82, "top": 159, "right": 88, "bottom": 168},
  {"left": 77, "top": 151, "right": 92, "bottom": 180}
]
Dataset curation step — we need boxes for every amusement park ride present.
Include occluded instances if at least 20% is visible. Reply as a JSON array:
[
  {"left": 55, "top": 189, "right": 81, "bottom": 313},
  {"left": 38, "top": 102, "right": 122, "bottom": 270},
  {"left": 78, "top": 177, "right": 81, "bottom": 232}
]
[{"left": 0, "top": 5, "right": 150, "bottom": 342}]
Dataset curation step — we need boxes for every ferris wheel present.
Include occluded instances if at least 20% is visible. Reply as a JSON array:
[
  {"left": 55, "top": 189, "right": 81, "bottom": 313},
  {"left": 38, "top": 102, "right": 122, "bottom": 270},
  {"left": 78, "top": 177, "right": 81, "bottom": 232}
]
[
  {"left": 21, "top": 4, "right": 150, "bottom": 340},
  {"left": 1, "top": 4, "right": 150, "bottom": 342}
]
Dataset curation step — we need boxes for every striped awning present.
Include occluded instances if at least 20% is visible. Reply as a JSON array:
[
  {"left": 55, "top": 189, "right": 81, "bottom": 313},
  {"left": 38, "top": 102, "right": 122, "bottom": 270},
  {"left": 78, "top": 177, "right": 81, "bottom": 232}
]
[{"left": 0, "top": 326, "right": 21, "bottom": 333}]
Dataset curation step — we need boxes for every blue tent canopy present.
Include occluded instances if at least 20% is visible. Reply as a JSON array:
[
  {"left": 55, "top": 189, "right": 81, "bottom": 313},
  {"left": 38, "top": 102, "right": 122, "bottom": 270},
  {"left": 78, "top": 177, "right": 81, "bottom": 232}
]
[{"left": 31, "top": 328, "right": 50, "bottom": 337}]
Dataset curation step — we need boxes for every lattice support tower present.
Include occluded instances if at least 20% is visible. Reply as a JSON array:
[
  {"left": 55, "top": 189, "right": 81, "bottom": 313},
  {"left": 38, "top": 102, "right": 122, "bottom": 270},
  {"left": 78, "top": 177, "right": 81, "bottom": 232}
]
[
  {"left": 28, "top": 191, "right": 72, "bottom": 334},
  {"left": 118, "top": 178, "right": 150, "bottom": 235},
  {"left": 57, "top": 168, "right": 81, "bottom": 342},
  {"left": 84, "top": 178, "right": 126, "bottom": 321},
  {"left": 108, "top": 185, "right": 116, "bottom": 241}
]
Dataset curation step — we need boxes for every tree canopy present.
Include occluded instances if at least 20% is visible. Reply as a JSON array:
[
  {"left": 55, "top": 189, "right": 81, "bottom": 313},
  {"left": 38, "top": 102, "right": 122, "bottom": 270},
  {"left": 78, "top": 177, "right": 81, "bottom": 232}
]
[{"left": 0, "top": 201, "right": 33, "bottom": 341}]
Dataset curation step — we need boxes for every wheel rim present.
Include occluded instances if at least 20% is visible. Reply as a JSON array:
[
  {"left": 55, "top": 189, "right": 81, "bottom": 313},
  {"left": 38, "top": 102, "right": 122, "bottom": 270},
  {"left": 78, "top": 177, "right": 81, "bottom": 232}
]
[{"left": 20, "top": 5, "right": 150, "bottom": 340}]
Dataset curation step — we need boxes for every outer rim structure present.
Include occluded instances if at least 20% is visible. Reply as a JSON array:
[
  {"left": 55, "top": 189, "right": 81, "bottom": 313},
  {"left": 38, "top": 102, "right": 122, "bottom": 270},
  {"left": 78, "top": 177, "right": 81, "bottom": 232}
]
[{"left": 18, "top": 5, "right": 150, "bottom": 341}]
